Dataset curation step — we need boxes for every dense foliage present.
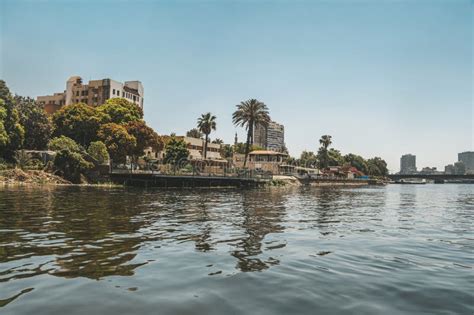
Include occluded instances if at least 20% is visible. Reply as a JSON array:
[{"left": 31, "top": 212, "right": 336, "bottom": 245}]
[
  {"left": 87, "top": 141, "right": 110, "bottom": 165},
  {"left": 52, "top": 103, "right": 104, "bottom": 146},
  {"left": 186, "top": 128, "right": 202, "bottom": 139},
  {"left": 48, "top": 136, "right": 83, "bottom": 153},
  {"left": 98, "top": 123, "right": 136, "bottom": 164},
  {"left": 15, "top": 96, "right": 53, "bottom": 150},
  {"left": 53, "top": 149, "right": 93, "bottom": 183},
  {"left": 163, "top": 137, "right": 189, "bottom": 165},
  {"left": 125, "top": 120, "right": 163, "bottom": 162},
  {"left": 0, "top": 81, "right": 25, "bottom": 160},
  {"left": 97, "top": 98, "right": 143, "bottom": 125}
]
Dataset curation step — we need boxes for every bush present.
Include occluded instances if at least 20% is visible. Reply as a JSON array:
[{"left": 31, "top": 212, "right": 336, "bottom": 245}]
[
  {"left": 27, "top": 159, "right": 45, "bottom": 170},
  {"left": 0, "top": 158, "right": 8, "bottom": 170},
  {"left": 87, "top": 141, "right": 109, "bottom": 165},
  {"left": 48, "top": 136, "right": 83, "bottom": 153},
  {"left": 14, "top": 150, "right": 31, "bottom": 170},
  {"left": 53, "top": 149, "right": 92, "bottom": 183}
]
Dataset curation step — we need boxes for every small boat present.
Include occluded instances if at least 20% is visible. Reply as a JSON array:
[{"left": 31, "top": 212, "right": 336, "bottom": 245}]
[{"left": 395, "top": 178, "right": 426, "bottom": 184}]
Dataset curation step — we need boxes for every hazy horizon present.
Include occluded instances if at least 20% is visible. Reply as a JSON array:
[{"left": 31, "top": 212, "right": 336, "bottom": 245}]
[{"left": 1, "top": 0, "right": 472, "bottom": 172}]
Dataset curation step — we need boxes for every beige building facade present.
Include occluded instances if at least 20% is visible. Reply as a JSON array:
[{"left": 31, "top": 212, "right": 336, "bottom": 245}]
[{"left": 37, "top": 76, "right": 144, "bottom": 114}]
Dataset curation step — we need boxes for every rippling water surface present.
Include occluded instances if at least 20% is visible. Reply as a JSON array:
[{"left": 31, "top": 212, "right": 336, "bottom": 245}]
[{"left": 0, "top": 185, "right": 473, "bottom": 314}]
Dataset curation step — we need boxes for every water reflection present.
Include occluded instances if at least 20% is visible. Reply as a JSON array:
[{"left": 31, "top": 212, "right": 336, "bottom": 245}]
[
  {"left": 1, "top": 185, "right": 473, "bottom": 315},
  {"left": 231, "top": 190, "right": 287, "bottom": 272},
  {"left": 0, "top": 187, "right": 150, "bottom": 280}
]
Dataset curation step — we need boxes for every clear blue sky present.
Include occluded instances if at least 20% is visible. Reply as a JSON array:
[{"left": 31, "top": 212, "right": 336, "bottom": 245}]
[{"left": 1, "top": 0, "right": 472, "bottom": 172}]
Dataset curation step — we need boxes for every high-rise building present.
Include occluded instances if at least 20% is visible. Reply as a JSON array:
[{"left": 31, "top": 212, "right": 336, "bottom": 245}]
[
  {"left": 37, "top": 76, "right": 144, "bottom": 114},
  {"left": 400, "top": 154, "right": 417, "bottom": 174},
  {"left": 458, "top": 151, "right": 474, "bottom": 173},
  {"left": 454, "top": 161, "right": 466, "bottom": 175},
  {"left": 444, "top": 164, "right": 455, "bottom": 175},
  {"left": 253, "top": 120, "right": 285, "bottom": 152}
]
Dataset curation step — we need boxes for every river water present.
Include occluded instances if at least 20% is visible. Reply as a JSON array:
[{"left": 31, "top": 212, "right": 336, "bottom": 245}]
[{"left": 0, "top": 184, "right": 472, "bottom": 314}]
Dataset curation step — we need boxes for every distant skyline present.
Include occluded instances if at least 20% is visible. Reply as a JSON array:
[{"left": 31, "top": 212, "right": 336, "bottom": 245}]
[{"left": 1, "top": 0, "right": 472, "bottom": 172}]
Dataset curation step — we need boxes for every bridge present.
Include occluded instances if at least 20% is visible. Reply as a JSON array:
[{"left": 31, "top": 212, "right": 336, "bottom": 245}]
[{"left": 388, "top": 174, "right": 474, "bottom": 181}]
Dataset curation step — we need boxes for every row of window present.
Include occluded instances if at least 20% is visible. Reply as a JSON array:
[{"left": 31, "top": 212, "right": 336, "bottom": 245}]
[
  {"left": 75, "top": 89, "right": 99, "bottom": 97},
  {"left": 112, "top": 89, "right": 140, "bottom": 103}
]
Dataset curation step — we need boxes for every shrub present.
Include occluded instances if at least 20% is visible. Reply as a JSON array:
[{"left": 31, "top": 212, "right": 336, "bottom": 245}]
[
  {"left": 14, "top": 150, "right": 31, "bottom": 170},
  {"left": 48, "top": 136, "right": 83, "bottom": 153},
  {"left": 87, "top": 141, "right": 109, "bottom": 165},
  {"left": 0, "top": 158, "right": 8, "bottom": 170},
  {"left": 53, "top": 149, "right": 92, "bottom": 183}
]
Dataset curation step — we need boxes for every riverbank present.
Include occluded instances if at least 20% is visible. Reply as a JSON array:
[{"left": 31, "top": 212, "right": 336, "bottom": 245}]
[
  {"left": 0, "top": 169, "right": 72, "bottom": 185},
  {"left": 272, "top": 175, "right": 380, "bottom": 187}
]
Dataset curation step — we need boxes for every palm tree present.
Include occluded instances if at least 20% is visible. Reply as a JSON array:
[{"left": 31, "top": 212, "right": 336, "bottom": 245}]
[
  {"left": 212, "top": 138, "right": 224, "bottom": 145},
  {"left": 232, "top": 99, "right": 270, "bottom": 167},
  {"left": 197, "top": 112, "right": 217, "bottom": 159},
  {"left": 318, "top": 135, "right": 332, "bottom": 169},
  {"left": 319, "top": 135, "right": 332, "bottom": 150}
]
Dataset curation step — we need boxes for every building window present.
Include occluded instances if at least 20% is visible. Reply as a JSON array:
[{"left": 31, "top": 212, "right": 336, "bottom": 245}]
[
  {"left": 76, "top": 91, "right": 79, "bottom": 96},
  {"left": 122, "top": 91, "right": 125, "bottom": 97},
  {"left": 113, "top": 89, "right": 116, "bottom": 95}
]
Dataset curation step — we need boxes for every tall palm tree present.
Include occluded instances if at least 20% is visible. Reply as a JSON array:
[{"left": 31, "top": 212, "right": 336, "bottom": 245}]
[
  {"left": 232, "top": 99, "right": 270, "bottom": 167},
  {"left": 197, "top": 112, "right": 217, "bottom": 159},
  {"left": 319, "top": 135, "right": 332, "bottom": 150},
  {"left": 318, "top": 135, "right": 332, "bottom": 169}
]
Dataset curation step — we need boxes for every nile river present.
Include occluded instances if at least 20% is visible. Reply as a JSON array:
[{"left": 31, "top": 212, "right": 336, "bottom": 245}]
[{"left": 0, "top": 185, "right": 472, "bottom": 314}]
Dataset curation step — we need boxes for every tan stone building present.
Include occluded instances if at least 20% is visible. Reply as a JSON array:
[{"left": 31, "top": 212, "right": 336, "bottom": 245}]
[
  {"left": 37, "top": 76, "right": 144, "bottom": 114},
  {"left": 233, "top": 150, "right": 287, "bottom": 173}
]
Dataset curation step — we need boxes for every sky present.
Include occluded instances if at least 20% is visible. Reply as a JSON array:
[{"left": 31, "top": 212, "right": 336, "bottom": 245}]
[{"left": 1, "top": 0, "right": 472, "bottom": 173}]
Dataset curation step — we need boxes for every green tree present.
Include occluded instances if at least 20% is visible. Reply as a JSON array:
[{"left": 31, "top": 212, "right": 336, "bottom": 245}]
[
  {"left": 317, "top": 135, "right": 333, "bottom": 169},
  {"left": 366, "top": 157, "right": 388, "bottom": 177},
  {"left": 220, "top": 144, "right": 233, "bottom": 159},
  {"left": 299, "top": 151, "right": 318, "bottom": 168},
  {"left": 197, "top": 112, "right": 217, "bottom": 159},
  {"left": 327, "top": 148, "right": 344, "bottom": 166},
  {"left": 97, "top": 98, "right": 143, "bottom": 125},
  {"left": 0, "top": 100, "right": 8, "bottom": 148},
  {"left": 87, "top": 141, "right": 110, "bottom": 165},
  {"left": 232, "top": 99, "right": 270, "bottom": 166},
  {"left": 125, "top": 120, "right": 162, "bottom": 163},
  {"left": 186, "top": 128, "right": 203, "bottom": 139},
  {"left": 97, "top": 123, "right": 136, "bottom": 164},
  {"left": 344, "top": 153, "right": 368, "bottom": 174},
  {"left": 163, "top": 137, "right": 189, "bottom": 165},
  {"left": 53, "top": 149, "right": 92, "bottom": 183},
  {"left": 212, "top": 138, "right": 224, "bottom": 144},
  {"left": 15, "top": 96, "right": 53, "bottom": 150},
  {"left": 52, "top": 103, "right": 103, "bottom": 146},
  {"left": 0, "top": 81, "right": 25, "bottom": 160},
  {"left": 48, "top": 136, "right": 83, "bottom": 153}
]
